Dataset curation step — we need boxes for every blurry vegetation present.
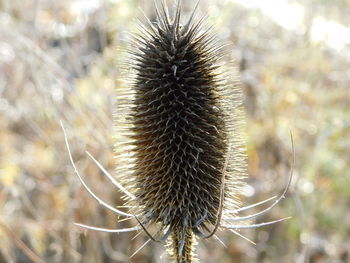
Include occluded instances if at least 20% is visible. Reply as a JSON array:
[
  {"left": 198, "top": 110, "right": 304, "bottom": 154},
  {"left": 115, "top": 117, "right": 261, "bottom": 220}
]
[{"left": 0, "top": 0, "right": 349, "bottom": 262}]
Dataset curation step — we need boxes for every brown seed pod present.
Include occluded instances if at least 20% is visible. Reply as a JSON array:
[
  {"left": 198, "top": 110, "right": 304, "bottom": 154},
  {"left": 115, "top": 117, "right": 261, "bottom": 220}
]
[
  {"left": 62, "top": 1, "right": 292, "bottom": 262},
  {"left": 114, "top": 1, "right": 246, "bottom": 261}
]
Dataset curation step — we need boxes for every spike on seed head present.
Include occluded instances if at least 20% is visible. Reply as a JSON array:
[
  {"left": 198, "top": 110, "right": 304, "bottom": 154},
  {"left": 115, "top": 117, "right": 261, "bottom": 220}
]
[{"left": 114, "top": 1, "right": 246, "bottom": 262}]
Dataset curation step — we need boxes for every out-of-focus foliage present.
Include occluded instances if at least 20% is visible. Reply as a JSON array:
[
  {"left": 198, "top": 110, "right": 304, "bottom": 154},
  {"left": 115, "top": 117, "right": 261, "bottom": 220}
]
[{"left": 0, "top": 0, "right": 349, "bottom": 262}]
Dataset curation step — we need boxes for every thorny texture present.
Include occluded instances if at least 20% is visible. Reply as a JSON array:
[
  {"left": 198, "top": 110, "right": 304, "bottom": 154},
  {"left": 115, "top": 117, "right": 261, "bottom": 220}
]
[{"left": 114, "top": 2, "right": 246, "bottom": 262}]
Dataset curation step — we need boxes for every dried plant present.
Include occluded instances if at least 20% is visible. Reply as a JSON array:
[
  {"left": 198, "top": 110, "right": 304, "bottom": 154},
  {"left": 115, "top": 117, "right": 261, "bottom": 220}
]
[{"left": 61, "top": 1, "right": 293, "bottom": 262}]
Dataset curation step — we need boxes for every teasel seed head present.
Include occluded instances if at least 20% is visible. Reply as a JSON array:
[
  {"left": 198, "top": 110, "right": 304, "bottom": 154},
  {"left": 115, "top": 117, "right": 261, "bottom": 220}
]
[{"left": 114, "top": 1, "right": 246, "bottom": 262}]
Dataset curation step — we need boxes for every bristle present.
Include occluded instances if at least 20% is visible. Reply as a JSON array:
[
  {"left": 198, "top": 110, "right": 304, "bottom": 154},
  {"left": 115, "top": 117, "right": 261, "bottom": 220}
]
[
  {"left": 114, "top": 1, "right": 246, "bottom": 262},
  {"left": 173, "top": 0, "right": 181, "bottom": 34}
]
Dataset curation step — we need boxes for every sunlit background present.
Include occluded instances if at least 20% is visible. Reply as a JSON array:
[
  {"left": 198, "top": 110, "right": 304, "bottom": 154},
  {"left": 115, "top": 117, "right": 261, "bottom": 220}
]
[{"left": 0, "top": 0, "right": 349, "bottom": 262}]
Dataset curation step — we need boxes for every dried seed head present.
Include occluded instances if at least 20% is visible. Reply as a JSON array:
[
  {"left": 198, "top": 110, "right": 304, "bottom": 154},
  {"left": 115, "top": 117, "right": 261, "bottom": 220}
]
[{"left": 114, "top": 1, "right": 246, "bottom": 262}]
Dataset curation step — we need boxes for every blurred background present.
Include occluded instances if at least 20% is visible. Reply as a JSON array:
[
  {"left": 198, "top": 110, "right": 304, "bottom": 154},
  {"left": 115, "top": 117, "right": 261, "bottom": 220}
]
[{"left": 0, "top": 0, "right": 349, "bottom": 262}]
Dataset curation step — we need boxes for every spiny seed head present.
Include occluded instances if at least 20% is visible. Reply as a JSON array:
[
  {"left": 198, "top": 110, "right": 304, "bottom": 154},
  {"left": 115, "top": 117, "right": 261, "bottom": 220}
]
[{"left": 114, "top": 1, "right": 246, "bottom": 262}]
